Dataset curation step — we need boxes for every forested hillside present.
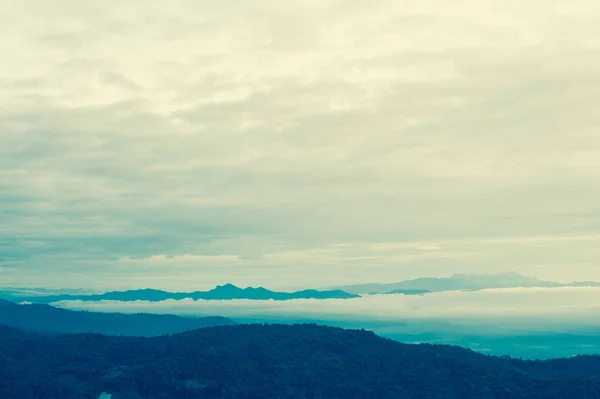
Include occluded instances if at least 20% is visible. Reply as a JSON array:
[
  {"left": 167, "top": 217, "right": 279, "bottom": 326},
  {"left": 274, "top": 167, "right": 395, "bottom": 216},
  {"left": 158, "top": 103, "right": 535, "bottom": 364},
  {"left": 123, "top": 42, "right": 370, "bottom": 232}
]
[
  {"left": 0, "top": 299, "right": 234, "bottom": 336},
  {"left": 2, "top": 323, "right": 600, "bottom": 398}
]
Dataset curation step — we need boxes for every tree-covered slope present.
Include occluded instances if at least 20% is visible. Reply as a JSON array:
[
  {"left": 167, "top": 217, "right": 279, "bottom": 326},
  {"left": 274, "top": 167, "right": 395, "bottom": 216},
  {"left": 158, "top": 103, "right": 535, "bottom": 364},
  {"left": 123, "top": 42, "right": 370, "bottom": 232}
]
[
  {"left": 0, "top": 299, "right": 234, "bottom": 336},
  {"left": 2, "top": 323, "right": 600, "bottom": 398}
]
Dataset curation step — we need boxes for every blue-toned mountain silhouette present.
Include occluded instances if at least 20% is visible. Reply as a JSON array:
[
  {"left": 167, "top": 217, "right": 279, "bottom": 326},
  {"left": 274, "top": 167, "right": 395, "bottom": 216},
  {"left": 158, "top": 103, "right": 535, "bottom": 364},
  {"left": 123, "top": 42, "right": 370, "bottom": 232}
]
[
  {"left": 0, "top": 298, "right": 233, "bottom": 335},
  {"left": 5, "top": 283, "right": 359, "bottom": 304},
  {"left": 337, "top": 272, "right": 600, "bottom": 294}
]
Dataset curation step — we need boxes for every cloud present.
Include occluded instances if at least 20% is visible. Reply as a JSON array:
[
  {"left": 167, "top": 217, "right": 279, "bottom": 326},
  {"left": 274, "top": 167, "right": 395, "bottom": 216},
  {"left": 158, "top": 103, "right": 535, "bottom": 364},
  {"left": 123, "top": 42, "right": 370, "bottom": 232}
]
[
  {"left": 55, "top": 287, "right": 600, "bottom": 333},
  {"left": 2, "top": 0, "right": 600, "bottom": 288}
]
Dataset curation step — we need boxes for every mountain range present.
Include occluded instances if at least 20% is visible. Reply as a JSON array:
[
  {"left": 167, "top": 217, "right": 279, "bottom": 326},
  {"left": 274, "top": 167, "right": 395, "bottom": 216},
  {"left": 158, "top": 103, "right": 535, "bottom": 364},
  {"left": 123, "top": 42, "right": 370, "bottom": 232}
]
[
  {"left": 0, "top": 287, "right": 96, "bottom": 298},
  {"left": 3, "top": 283, "right": 359, "bottom": 304},
  {"left": 2, "top": 323, "right": 600, "bottom": 398},
  {"left": 4, "top": 273, "right": 600, "bottom": 305},
  {"left": 0, "top": 298, "right": 234, "bottom": 336},
  {"left": 337, "top": 272, "right": 600, "bottom": 294}
]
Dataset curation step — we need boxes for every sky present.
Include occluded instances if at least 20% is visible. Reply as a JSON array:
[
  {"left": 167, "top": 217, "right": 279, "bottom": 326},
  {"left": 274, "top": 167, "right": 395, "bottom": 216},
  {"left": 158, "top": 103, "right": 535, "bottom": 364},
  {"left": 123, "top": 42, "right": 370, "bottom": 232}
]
[{"left": 1, "top": 0, "right": 600, "bottom": 290}]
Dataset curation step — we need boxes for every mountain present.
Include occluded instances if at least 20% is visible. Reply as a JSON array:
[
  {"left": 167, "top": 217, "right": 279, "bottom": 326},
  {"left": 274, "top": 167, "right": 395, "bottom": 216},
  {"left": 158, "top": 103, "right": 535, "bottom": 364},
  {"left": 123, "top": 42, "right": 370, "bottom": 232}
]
[
  {"left": 336, "top": 272, "right": 594, "bottom": 294},
  {"left": 12, "top": 283, "right": 359, "bottom": 304},
  {"left": 194, "top": 284, "right": 358, "bottom": 300},
  {"left": 2, "top": 323, "right": 600, "bottom": 399},
  {"left": 0, "top": 298, "right": 234, "bottom": 336},
  {"left": 0, "top": 287, "right": 97, "bottom": 302}
]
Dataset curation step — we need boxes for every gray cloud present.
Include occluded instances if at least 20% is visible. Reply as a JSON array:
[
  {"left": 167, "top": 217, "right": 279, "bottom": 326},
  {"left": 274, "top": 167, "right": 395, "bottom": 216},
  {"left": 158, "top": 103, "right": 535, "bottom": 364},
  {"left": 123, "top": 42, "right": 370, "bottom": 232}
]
[{"left": 1, "top": 0, "right": 600, "bottom": 289}]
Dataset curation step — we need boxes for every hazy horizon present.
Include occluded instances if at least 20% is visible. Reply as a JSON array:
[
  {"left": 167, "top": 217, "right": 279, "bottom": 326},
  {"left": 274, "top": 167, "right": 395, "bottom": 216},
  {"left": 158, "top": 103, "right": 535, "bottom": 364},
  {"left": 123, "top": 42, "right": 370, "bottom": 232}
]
[{"left": 2, "top": 270, "right": 599, "bottom": 293}]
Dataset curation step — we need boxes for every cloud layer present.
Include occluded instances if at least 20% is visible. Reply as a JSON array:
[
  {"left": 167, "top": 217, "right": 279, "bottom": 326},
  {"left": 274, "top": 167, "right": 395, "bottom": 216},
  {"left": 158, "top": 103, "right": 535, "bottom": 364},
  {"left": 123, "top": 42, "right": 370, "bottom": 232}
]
[
  {"left": 2, "top": 0, "right": 600, "bottom": 289},
  {"left": 56, "top": 287, "right": 600, "bottom": 333}
]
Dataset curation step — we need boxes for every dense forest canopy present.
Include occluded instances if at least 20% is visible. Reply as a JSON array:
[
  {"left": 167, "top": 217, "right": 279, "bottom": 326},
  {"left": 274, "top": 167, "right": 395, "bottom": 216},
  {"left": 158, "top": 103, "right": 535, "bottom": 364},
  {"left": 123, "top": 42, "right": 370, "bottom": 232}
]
[{"left": 2, "top": 323, "right": 600, "bottom": 398}]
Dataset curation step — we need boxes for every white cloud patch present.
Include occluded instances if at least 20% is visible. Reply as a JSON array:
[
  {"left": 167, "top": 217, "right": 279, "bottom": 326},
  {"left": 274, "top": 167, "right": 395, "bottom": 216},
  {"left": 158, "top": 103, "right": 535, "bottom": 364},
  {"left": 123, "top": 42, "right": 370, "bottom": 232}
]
[
  {"left": 56, "top": 287, "right": 600, "bottom": 333},
  {"left": 1, "top": 0, "right": 600, "bottom": 289}
]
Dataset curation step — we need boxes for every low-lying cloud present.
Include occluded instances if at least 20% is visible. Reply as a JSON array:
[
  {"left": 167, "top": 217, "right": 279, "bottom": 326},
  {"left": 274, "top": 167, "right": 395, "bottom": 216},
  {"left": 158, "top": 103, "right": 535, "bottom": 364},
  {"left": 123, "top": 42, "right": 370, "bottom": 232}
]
[{"left": 55, "top": 287, "right": 600, "bottom": 333}]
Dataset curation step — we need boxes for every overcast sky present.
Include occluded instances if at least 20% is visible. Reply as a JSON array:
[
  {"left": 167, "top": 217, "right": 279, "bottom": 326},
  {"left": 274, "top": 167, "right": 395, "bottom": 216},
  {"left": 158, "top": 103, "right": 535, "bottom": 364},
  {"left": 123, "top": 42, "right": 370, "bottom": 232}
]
[{"left": 2, "top": 0, "right": 600, "bottom": 290}]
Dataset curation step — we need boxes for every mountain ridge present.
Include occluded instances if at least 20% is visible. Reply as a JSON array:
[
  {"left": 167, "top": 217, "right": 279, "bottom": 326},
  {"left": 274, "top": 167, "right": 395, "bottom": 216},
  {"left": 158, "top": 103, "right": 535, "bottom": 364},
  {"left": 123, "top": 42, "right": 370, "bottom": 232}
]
[
  {"left": 2, "top": 323, "right": 600, "bottom": 398},
  {"left": 0, "top": 298, "right": 234, "bottom": 336},
  {"left": 336, "top": 272, "right": 600, "bottom": 294},
  {"left": 5, "top": 284, "right": 359, "bottom": 304},
  {"left": 5, "top": 272, "right": 600, "bottom": 303}
]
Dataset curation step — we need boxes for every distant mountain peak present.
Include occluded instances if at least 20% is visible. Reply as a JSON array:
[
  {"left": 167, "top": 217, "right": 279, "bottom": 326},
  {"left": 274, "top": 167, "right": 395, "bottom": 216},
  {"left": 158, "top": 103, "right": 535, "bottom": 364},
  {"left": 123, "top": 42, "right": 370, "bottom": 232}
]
[
  {"left": 209, "top": 283, "right": 246, "bottom": 294},
  {"left": 337, "top": 272, "right": 567, "bottom": 294},
  {"left": 215, "top": 283, "right": 241, "bottom": 290}
]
